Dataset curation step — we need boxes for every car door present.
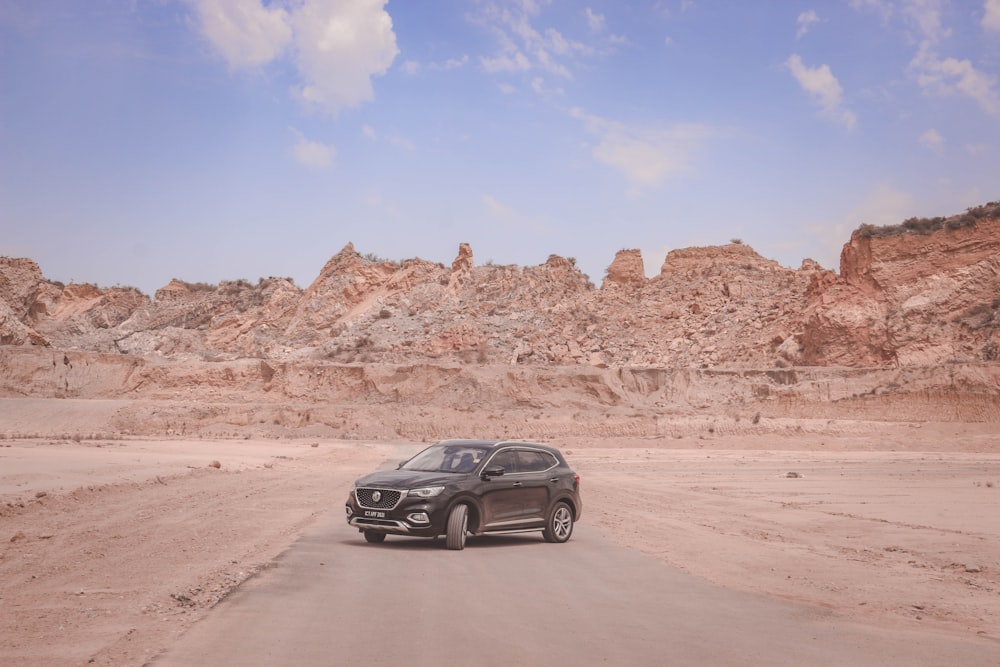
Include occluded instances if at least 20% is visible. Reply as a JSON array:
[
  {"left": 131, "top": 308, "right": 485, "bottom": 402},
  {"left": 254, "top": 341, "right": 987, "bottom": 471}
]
[
  {"left": 480, "top": 448, "right": 560, "bottom": 529},
  {"left": 478, "top": 449, "right": 525, "bottom": 529},
  {"left": 512, "top": 449, "right": 557, "bottom": 522}
]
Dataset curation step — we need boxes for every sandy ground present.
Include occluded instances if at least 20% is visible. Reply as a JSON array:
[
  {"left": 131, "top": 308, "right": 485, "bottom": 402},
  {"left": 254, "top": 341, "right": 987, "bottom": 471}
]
[{"left": 1, "top": 423, "right": 999, "bottom": 665}]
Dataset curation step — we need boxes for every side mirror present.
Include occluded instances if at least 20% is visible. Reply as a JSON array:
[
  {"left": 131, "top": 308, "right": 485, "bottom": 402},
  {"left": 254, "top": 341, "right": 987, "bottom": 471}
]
[
  {"left": 397, "top": 461, "right": 408, "bottom": 470},
  {"left": 482, "top": 465, "right": 505, "bottom": 479}
]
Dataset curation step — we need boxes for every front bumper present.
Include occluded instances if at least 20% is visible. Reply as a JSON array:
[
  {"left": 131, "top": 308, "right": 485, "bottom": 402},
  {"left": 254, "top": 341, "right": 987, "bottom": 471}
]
[
  {"left": 348, "top": 515, "right": 428, "bottom": 535},
  {"left": 345, "top": 496, "right": 443, "bottom": 537}
]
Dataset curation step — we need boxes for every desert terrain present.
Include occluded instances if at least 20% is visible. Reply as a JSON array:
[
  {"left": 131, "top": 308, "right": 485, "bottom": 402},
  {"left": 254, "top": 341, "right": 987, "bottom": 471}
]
[
  {"left": 1, "top": 415, "right": 998, "bottom": 665},
  {"left": 1, "top": 207, "right": 999, "bottom": 663}
]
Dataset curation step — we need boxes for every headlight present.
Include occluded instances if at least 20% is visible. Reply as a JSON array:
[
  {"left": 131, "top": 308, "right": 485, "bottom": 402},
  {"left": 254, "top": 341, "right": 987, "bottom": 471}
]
[{"left": 408, "top": 486, "right": 445, "bottom": 498}]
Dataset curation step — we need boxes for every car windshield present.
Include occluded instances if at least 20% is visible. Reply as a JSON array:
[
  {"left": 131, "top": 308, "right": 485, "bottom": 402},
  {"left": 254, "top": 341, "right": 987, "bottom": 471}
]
[{"left": 401, "top": 444, "right": 490, "bottom": 473}]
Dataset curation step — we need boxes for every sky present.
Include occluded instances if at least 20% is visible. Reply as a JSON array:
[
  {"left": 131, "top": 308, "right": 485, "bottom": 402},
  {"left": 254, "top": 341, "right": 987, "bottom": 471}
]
[{"left": 2, "top": 0, "right": 999, "bottom": 294}]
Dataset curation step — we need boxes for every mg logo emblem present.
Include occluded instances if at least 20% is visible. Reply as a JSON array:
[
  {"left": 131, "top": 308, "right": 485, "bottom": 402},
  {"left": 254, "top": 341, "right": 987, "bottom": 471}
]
[{"left": 372, "top": 490, "right": 382, "bottom": 503}]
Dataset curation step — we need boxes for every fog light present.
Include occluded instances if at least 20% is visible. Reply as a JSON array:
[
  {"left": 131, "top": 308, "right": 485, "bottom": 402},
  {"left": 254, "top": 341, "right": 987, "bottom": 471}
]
[
  {"left": 407, "top": 512, "right": 430, "bottom": 525},
  {"left": 345, "top": 506, "right": 353, "bottom": 517}
]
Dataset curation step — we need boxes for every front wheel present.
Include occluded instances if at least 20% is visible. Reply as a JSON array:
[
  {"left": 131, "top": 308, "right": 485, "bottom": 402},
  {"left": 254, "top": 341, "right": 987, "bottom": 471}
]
[
  {"left": 363, "top": 530, "right": 386, "bottom": 543},
  {"left": 445, "top": 504, "right": 468, "bottom": 550},
  {"left": 543, "top": 502, "right": 574, "bottom": 543}
]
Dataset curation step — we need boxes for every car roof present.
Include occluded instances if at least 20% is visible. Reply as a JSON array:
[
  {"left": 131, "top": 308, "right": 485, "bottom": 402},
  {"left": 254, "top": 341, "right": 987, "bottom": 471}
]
[{"left": 436, "top": 439, "right": 561, "bottom": 454}]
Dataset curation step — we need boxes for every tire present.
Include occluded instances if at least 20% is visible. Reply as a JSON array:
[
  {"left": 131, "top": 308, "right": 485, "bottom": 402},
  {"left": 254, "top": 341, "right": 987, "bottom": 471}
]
[
  {"left": 543, "top": 502, "right": 574, "bottom": 543},
  {"left": 445, "top": 504, "right": 468, "bottom": 550},
  {"left": 363, "top": 530, "right": 386, "bottom": 544}
]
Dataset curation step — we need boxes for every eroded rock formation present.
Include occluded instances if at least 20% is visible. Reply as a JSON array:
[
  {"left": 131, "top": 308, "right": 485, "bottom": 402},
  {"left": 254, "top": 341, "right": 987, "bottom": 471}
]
[{"left": 2, "top": 204, "right": 998, "bottom": 370}]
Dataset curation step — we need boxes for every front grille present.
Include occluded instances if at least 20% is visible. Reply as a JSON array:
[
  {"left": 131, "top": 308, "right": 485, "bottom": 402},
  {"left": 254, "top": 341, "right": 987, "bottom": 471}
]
[{"left": 356, "top": 487, "right": 403, "bottom": 510}]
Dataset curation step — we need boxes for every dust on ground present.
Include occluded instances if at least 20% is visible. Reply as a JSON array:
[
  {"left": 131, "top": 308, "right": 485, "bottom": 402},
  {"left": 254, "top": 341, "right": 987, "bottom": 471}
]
[{"left": 1, "top": 420, "right": 999, "bottom": 665}]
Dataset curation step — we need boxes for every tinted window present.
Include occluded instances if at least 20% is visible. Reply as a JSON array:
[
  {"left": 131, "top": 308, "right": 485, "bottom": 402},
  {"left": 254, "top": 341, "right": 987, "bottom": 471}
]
[
  {"left": 518, "top": 450, "right": 556, "bottom": 472},
  {"left": 491, "top": 450, "right": 518, "bottom": 473},
  {"left": 403, "top": 444, "right": 489, "bottom": 473}
]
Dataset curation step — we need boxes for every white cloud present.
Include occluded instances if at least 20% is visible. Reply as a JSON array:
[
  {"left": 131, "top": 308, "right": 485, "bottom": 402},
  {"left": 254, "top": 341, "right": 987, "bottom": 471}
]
[
  {"left": 653, "top": 0, "right": 695, "bottom": 18},
  {"left": 439, "top": 55, "right": 469, "bottom": 70},
  {"left": 402, "top": 55, "right": 469, "bottom": 74},
  {"left": 481, "top": 50, "right": 532, "bottom": 73},
  {"left": 528, "top": 76, "right": 564, "bottom": 96},
  {"left": 585, "top": 8, "right": 605, "bottom": 32},
  {"left": 497, "top": 82, "right": 516, "bottom": 94},
  {"left": 901, "top": 0, "right": 949, "bottom": 43},
  {"left": 290, "top": 0, "right": 399, "bottom": 116},
  {"left": 532, "top": 47, "right": 572, "bottom": 78},
  {"left": 918, "top": 128, "right": 945, "bottom": 152},
  {"left": 849, "top": 0, "right": 893, "bottom": 21},
  {"left": 290, "top": 129, "right": 335, "bottom": 168},
  {"left": 188, "top": 0, "right": 398, "bottom": 116},
  {"left": 785, "top": 54, "right": 857, "bottom": 130},
  {"left": 878, "top": 1, "right": 1000, "bottom": 115},
  {"left": 473, "top": 1, "right": 593, "bottom": 80},
  {"left": 483, "top": 194, "right": 516, "bottom": 219},
  {"left": 359, "top": 124, "right": 414, "bottom": 150},
  {"left": 911, "top": 45, "right": 1000, "bottom": 115},
  {"left": 796, "top": 10, "right": 820, "bottom": 39},
  {"left": 545, "top": 27, "right": 574, "bottom": 56},
  {"left": 185, "top": 0, "right": 292, "bottom": 68},
  {"left": 985, "top": 0, "right": 1000, "bottom": 31},
  {"left": 571, "top": 108, "right": 713, "bottom": 190}
]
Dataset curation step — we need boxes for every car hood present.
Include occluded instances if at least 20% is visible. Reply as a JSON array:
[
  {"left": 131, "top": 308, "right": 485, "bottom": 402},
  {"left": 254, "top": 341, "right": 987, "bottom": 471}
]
[{"left": 354, "top": 469, "right": 459, "bottom": 489}]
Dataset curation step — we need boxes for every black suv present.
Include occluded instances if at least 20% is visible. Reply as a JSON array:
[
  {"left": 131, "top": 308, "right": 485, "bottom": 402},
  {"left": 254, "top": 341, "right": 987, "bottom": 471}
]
[{"left": 345, "top": 439, "right": 582, "bottom": 550}]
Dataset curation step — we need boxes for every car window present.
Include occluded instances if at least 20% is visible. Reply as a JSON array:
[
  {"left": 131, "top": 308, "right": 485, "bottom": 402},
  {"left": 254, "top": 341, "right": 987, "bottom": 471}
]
[
  {"left": 403, "top": 444, "right": 489, "bottom": 473},
  {"left": 491, "top": 450, "right": 518, "bottom": 473},
  {"left": 449, "top": 449, "right": 482, "bottom": 473},
  {"left": 517, "top": 450, "right": 556, "bottom": 472}
]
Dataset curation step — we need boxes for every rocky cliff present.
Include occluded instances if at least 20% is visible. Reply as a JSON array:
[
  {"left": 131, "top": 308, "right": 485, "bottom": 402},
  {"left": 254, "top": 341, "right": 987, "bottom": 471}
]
[
  {"left": 3, "top": 203, "right": 998, "bottom": 369},
  {"left": 802, "top": 210, "right": 1000, "bottom": 366},
  {"left": 2, "top": 203, "right": 999, "bottom": 437}
]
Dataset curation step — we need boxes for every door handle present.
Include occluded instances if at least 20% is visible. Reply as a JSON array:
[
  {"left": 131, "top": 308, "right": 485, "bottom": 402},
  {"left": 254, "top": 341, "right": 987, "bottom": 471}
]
[
  {"left": 550, "top": 478, "right": 559, "bottom": 483},
  {"left": 512, "top": 482, "right": 523, "bottom": 487}
]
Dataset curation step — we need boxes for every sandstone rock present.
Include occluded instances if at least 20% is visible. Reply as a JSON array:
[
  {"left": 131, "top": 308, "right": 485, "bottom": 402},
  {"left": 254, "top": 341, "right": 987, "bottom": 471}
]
[
  {"left": 448, "top": 242, "right": 474, "bottom": 293},
  {"left": 602, "top": 248, "right": 645, "bottom": 288},
  {"left": 1, "top": 204, "right": 998, "bottom": 372},
  {"left": 777, "top": 337, "right": 803, "bottom": 363},
  {"left": 804, "top": 213, "right": 1000, "bottom": 366}
]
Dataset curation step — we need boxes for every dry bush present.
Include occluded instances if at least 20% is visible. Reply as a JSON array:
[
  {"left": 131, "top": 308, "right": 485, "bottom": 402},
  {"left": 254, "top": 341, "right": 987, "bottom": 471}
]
[{"left": 854, "top": 202, "right": 998, "bottom": 239}]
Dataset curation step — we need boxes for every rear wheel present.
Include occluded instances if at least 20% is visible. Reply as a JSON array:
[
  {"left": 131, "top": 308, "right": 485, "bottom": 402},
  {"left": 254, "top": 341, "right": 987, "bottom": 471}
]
[
  {"left": 543, "top": 502, "right": 573, "bottom": 543},
  {"left": 363, "top": 530, "right": 386, "bottom": 544},
  {"left": 445, "top": 504, "right": 468, "bottom": 550}
]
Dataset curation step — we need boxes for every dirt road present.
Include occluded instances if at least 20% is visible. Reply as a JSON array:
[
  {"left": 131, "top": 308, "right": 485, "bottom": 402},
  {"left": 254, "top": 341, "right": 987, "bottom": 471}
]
[{"left": 154, "top": 513, "right": 997, "bottom": 666}]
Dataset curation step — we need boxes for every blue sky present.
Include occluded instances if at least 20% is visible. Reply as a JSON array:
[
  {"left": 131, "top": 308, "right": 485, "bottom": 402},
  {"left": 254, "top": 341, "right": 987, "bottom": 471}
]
[{"left": 2, "top": 0, "right": 998, "bottom": 294}]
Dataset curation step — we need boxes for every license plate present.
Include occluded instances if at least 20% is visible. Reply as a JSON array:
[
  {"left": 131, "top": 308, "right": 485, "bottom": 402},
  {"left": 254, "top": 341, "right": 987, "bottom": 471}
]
[{"left": 364, "top": 510, "right": 386, "bottom": 518}]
